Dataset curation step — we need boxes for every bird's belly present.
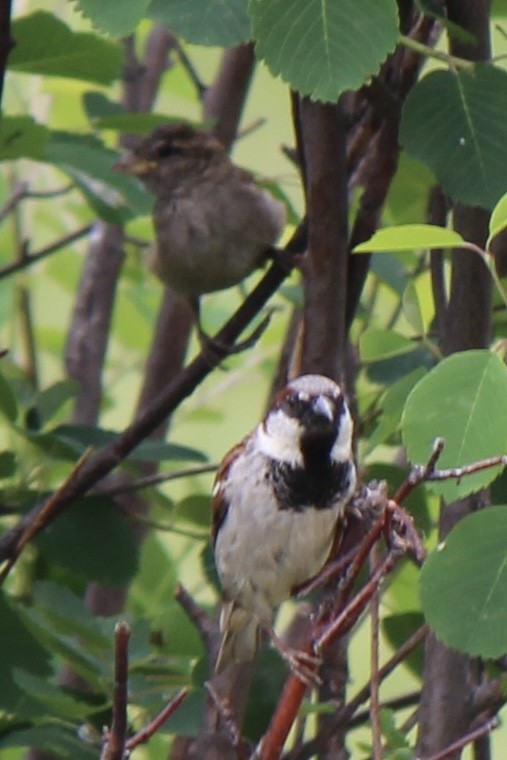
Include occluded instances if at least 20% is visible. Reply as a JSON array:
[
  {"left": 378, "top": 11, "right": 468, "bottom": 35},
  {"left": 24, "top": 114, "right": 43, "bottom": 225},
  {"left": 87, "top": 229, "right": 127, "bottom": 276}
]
[{"left": 215, "top": 500, "right": 340, "bottom": 624}]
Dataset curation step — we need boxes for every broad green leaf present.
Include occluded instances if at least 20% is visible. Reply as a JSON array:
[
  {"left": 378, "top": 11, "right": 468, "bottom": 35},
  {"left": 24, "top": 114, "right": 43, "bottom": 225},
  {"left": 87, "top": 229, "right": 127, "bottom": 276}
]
[
  {"left": 402, "top": 281, "right": 424, "bottom": 335},
  {"left": 382, "top": 612, "right": 425, "bottom": 679},
  {"left": 401, "top": 350, "right": 507, "bottom": 501},
  {"left": 421, "top": 506, "right": 507, "bottom": 657},
  {"left": 251, "top": 0, "right": 399, "bottom": 102},
  {"left": 82, "top": 91, "right": 125, "bottom": 120},
  {"left": 71, "top": 0, "right": 151, "bottom": 37},
  {"left": 147, "top": 0, "right": 251, "bottom": 46},
  {"left": 354, "top": 224, "right": 464, "bottom": 253},
  {"left": 0, "top": 370, "right": 18, "bottom": 422},
  {"left": 0, "top": 723, "right": 97, "bottom": 758},
  {"left": 359, "top": 329, "right": 415, "bottom": 362},
  {"left": 488, "top": 191, "right": 507, "bottom": 247},
  {"left": 400, "top": 66, "right": 507, "bottom": 210},
  {"left": 35, "top": 496, "right": 138, "bottom": 584},
  {"left": 0, "top": 593, "right": 52, "bottom": 714},
  {"left": 366, "top": 368, "right": 426, "bottom": 453},
  {"left": 33, "top": 582, "right": 112, "bottom": 649},
  {"left": 175, "top": 494, "right": 211, "bottom": 527},
  {"left": 44, "top": 131, "right": 152, "bottom": 221},
  {"left": 0, "top": 116, "right": 49, "bottom": 161},
  {"left": 29, "top": 380, "right": 79, "bottom": 427},
  {"left": 13, "top": 669, "right": 99, "bottom": 720},
  {"left": 92, "top": 113, "right": 177, "bottom": 133},
  {"left": 9, "top": 12, "right": 122, "bottom": 84},
  {"left": 0, "top": 451, "right": 16, "bottom": 477},
  {"left": 53, "top": 423, "right": 207, "bottom": 462}
]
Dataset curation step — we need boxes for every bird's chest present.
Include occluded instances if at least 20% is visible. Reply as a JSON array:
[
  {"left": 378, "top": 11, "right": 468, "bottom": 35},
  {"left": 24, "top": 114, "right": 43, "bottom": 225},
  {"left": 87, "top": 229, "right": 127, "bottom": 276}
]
[{"left": 214, "top": 453, "right": 344, "bottom": 621}]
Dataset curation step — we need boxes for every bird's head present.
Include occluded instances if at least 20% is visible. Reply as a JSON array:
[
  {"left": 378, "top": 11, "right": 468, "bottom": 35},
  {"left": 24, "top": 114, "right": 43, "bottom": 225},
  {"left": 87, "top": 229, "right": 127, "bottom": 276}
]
[{"left": 257, "top": 374, "right": 354, "bottom": 469}]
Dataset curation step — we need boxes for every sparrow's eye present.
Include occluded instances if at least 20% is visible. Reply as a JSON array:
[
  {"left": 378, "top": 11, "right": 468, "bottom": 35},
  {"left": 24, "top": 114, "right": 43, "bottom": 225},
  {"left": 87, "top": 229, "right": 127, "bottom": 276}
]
[
  {"left": 155, "top": 142, "right": 184, "bottom": 158},
  {"left": 281, "top": 394, "right": 307, "bottom": 419}
]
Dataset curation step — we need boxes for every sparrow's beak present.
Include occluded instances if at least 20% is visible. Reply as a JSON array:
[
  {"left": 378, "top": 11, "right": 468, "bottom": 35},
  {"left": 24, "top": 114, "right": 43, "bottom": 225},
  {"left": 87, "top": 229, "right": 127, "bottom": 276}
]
[
  {"left": 310, "top": 396, "right": 334, "bottom": 422},
  {"left": 112, "top": 153, "right": 156, "bottom": 176}
]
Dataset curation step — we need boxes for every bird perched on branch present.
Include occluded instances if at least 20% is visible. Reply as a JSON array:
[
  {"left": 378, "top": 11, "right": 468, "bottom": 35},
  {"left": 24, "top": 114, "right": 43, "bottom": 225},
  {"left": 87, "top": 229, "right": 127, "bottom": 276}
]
[
  {"left": 114, "top": 123, "right": 286, "bottom": 342},
  {"left": 211, "top": 374, "right": 357, "bottom": 680}
]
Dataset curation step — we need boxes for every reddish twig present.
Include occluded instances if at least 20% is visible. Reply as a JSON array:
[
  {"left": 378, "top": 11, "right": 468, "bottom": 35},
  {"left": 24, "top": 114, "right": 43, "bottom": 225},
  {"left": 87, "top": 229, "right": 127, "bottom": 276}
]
[
  {"left": 421, "top": 716, "right": 498, "bottom": 760},
  {"left": 369, "top": 547, "right": 382, "bottom": 760},
  {"left": 395, "top": 439, "right": 507, "bottom": 506},
  {"left": 394, "top": 437, "right": 445, "bottom": 504},
  {"left": 101, "top": 622, "right": 131, "bottom": 760},
  {"left": 125, "top": 688, "right": 189, "bottom": 752}
]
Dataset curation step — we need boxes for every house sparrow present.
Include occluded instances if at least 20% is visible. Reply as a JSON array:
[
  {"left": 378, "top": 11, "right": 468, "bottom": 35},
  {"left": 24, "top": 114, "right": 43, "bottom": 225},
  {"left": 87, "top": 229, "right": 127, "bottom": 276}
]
[
  {"left": 212, "top": 374, "right": 356, "bottom": 679},
  {"left": 114, "top": 123, "right": 286, "bottom": 336}
]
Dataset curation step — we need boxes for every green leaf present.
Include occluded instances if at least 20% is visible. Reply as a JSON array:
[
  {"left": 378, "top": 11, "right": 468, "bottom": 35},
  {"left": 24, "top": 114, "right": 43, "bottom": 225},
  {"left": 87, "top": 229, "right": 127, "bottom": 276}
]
[
  {"left": 366, "top": 368, "right": 426, "bottom": 453},
  {"left": 402, "top": 281, "right": 424, "bottom": 335},
  {"left": 0, "top": 450, "right": 16, "bottom": 477},
  {"left": 0, "top": 116, "right": 49, "bottom": 162},
  {"left": 421, "top": 506, "right": 507, "bottom": 657},
  {"left": 31, "top": 380, "right": 79, "bottom": 427},
  {"left": 401, "top": 350, "right": 507, "bottom": 501},
  {"left": 92, "top": 113, "right": 178, "bottom": 133},
  {"left": 488, "top": 191, "right": 507, "bottom": 247},
  {"left": 400, "top": 65, "right": 507, "bottom": 210},
  {"left": 71, "top": 0, "right": 151, "bottom": 37},
  {"left": 0, "top": 723, "right": 98, "bottom": 758},
  {"left": 9, "top": 12, "right": 122, "bottom": 84},
  {"left": 44, "top": 131, "right": 152, "bottom": 222},
  {"left": 53, "top": 423, "right": 207, "bottom": 462},
  {"left": 175, "top": 494, "right": 211, "bottom": 527},
  {"left": 83, "top": 91, "right": 125, "bottom": 120},
  {"left": 33, "top": 582, "right": 112, "bottom": 649},
  {"left": 147, "top": 0, "right": 251, "bottom": 46},
  {"left": 35, "top": 496, "right": 138, "bottom": 584},
  {"left": 250, "top": 0, "right": 399, "bottom": 102},
  {"left": 0, "top": 369, "right": 18, "bottom": 422},
  {"left": 382, "top": 612, "right": 425, "bottom": 679},
  {"left": 0, "top": 592, "right": 52, "bottom": 713},
  {"left": 354, "top": 224, "right": 464, "bottom": 253},
  {"left": 13, "top": 669, "right": 99, "bottom": 720},
  {"left": 360, "top": 329, "right": 416, "bottom": 363}
]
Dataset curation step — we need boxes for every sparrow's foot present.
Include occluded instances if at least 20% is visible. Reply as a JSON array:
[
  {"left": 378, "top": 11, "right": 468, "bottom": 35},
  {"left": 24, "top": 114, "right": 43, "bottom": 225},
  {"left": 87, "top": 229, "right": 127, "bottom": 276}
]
[
  {"left": 196, "top": 311, "right": 274, "bottom": 367},
  {"left": 268, "top": 628, "right": 322, "bottom": 686}
]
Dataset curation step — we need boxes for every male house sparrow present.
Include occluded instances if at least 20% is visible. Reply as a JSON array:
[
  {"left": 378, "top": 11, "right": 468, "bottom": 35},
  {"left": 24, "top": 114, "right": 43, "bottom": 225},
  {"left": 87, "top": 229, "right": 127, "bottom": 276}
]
[
  {"left": 212, "top": 374, "right": 357, "bottom": 677},
  {"left": 114, "top": 124, "right": 286, "bottom": 332}
]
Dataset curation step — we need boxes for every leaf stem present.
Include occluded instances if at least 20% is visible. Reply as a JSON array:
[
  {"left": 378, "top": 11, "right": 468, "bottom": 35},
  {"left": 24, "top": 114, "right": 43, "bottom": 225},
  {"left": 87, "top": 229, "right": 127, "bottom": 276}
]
[{"left": 398, "top": 34, "right": 474, "bottom": 70}]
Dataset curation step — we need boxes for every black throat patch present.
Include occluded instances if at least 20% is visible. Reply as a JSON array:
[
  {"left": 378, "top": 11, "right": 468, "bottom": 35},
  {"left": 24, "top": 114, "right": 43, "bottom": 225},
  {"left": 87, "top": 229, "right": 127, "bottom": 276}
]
[{"left": 270, "top": 456, "right": 352, "bottom": 511}]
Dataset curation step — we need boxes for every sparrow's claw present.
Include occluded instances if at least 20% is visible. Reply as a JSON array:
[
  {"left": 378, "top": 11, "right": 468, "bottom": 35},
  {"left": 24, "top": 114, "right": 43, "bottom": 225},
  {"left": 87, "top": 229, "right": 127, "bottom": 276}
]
[{"left": 268, "top": 628, "right": 322, "bottom": 686}]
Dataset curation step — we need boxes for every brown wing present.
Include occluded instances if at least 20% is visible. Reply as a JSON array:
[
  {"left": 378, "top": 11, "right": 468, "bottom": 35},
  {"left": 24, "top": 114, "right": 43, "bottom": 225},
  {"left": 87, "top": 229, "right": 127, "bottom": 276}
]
[{"left": 211, "top": 438, "right": 248, "bottom": 547}]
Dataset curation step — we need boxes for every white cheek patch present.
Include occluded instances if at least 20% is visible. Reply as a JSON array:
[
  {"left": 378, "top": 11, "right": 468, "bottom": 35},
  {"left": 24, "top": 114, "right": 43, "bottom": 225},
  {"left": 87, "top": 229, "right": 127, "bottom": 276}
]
[
  {"left": 255, "top": 411, "right": 304, "bottom": 467},
  {"left": 331, "top": 406, "right": 353, "bottom": 462}
]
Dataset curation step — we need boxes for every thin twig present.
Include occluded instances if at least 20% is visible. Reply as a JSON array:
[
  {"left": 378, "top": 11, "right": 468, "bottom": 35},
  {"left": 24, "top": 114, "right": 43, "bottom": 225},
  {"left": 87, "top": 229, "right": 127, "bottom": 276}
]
[
  {"left": 125, "top": 688, "right": 188, "bottom": 751},
  {"left": 96, "top": 463, "right": 219, "bottom": 497},
  {"left": 174, "top": 583, "right": 217, "bottom": 649},
  {"left": 101, "top": 621, "right": 130, "bottom": 760},
  {"left": 340, "top": 625, "right": 428, "bottom": 725},
  {"left": 420, "top": 717, "right": 499, "bottom": 760},
  {"left": 0, "top": 225, "right": 92, "bottom": 280},
  {"left": 369, "top": 547, "right": 382, "bottom": 760},
  {"left": 175, "top": 40, "right": 207, "bottom": 98}
]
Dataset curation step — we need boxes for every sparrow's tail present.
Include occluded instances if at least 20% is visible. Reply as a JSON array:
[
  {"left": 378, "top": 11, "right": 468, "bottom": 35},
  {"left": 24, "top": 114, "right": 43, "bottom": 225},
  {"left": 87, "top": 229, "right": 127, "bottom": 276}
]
[{"left": 215, "top": 602, "right": 260, "bottom": 672}]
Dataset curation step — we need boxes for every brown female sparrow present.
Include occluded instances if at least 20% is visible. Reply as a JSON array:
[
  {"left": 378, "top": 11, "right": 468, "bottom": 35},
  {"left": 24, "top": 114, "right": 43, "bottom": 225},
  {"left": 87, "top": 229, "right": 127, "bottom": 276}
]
[
  {"left": 212, "top": 374, "right": 357, "bottom": 678},
  {"left": 114, "top": 123, "right": 286, "bottom": 335}
]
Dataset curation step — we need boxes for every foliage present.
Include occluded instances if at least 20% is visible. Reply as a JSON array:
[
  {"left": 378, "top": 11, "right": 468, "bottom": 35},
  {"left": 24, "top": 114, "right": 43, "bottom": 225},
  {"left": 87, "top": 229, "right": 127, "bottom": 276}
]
[{"left": 1, "top": 0, "right": 507, "bottom": 759}]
